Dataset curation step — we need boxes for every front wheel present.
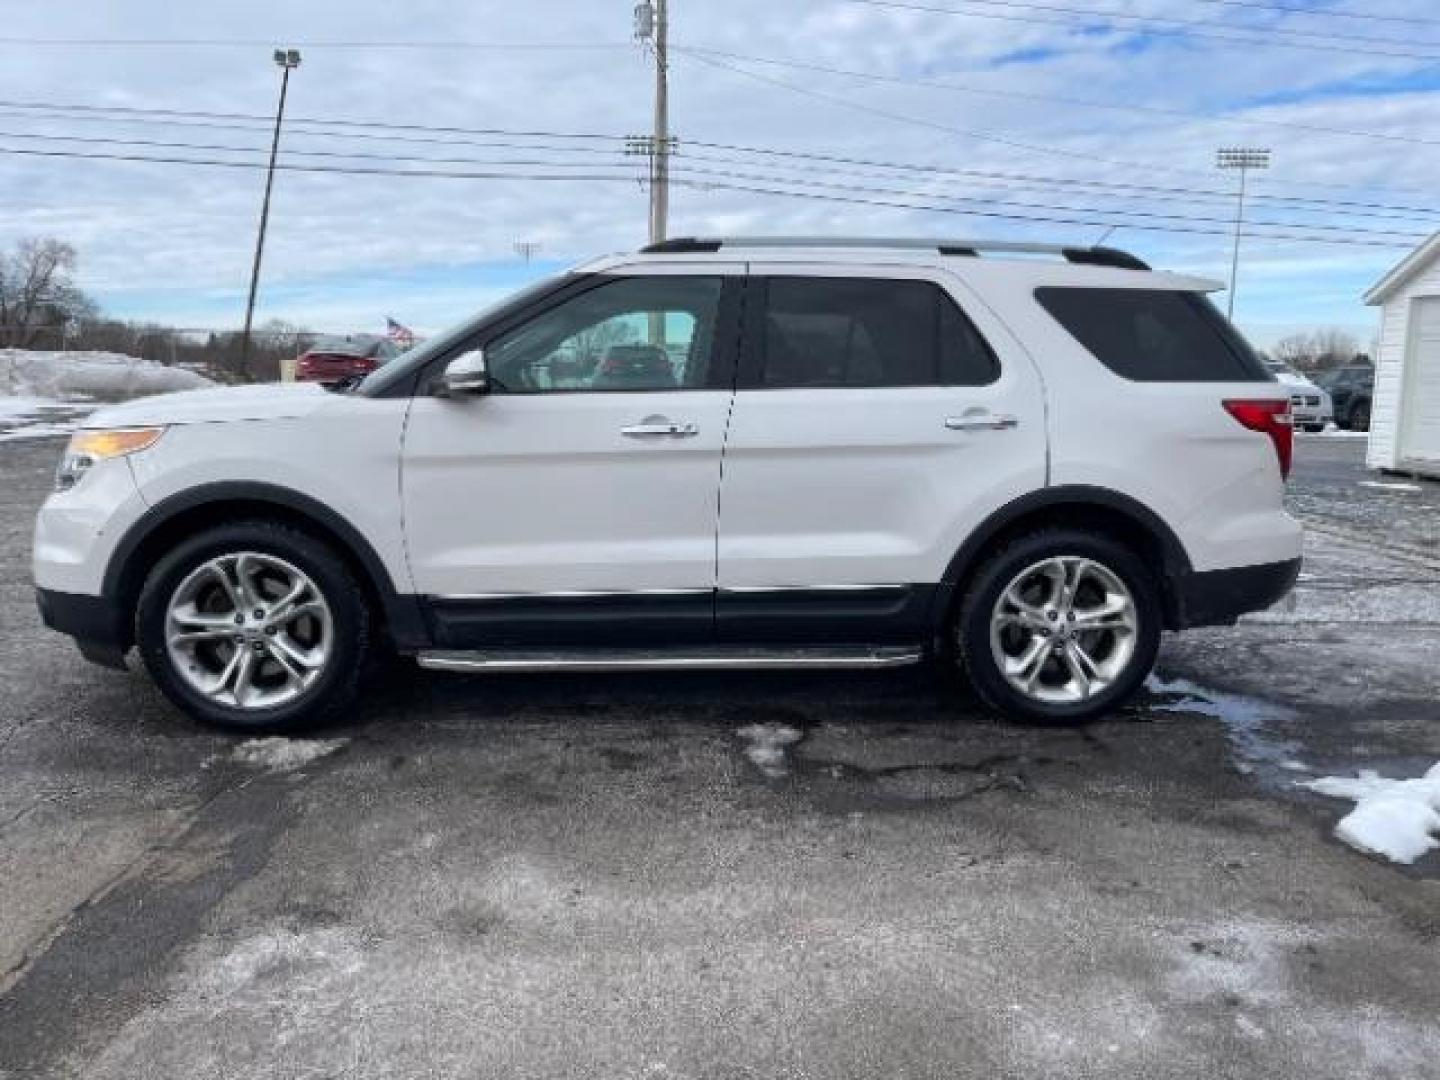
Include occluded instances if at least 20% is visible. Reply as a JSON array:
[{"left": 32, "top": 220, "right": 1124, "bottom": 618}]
[
  {"left": 136, "top": 520, "right": 370, "bottom": 732},
  {"left": 954, "top": 529, "right": 1162, "bottom": 723}
]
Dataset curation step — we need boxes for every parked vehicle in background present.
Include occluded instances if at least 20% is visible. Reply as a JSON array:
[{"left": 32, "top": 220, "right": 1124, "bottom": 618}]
[
  {"left": 295, "top": 335, "right": 401, "bottom": 385},
  {"left": 1264, "top": 360, "right": 1333, "bottom": 432},
  {"left": 1316, "top": 364, "right": 1374, "bottom": 431},
  {"left": 34, "top": 237, "right": 1303, "bottom": 732}
]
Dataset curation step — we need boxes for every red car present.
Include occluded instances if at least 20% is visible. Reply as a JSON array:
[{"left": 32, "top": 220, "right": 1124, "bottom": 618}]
[{"left": 295, "top": 335, "right": 401, "bottom": 385}]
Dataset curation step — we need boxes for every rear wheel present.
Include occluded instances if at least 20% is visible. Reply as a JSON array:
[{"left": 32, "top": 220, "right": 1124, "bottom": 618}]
[
  {"left": 136, "top": 520, "right": 370, "bottom": 732},
  {"left": 954, "top": 529, "right": 1161, "bottom": 723}
]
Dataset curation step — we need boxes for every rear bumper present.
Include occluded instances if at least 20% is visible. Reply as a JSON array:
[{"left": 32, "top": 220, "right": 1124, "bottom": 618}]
[
  {"left": 1171, "top": 556, "right": 1302, "bottom": 629},
  {"left": 35, "top": 587, "right": 130, "bottom": 669}
]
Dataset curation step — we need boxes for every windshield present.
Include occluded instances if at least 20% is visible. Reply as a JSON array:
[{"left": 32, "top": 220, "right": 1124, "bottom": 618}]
[{"left": 355, "top": 273, "right": 570, "bottom": 396}]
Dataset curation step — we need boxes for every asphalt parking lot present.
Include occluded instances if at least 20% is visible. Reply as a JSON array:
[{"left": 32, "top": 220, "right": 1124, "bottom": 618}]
[{"left": 2, "top": 432, "right": 1438, "bottom": 1079}]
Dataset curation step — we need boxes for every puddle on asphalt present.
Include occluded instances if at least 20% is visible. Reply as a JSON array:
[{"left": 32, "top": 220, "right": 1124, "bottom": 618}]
[{"left": 1144, "top": 675, "right": 1310, "bottom": 789}]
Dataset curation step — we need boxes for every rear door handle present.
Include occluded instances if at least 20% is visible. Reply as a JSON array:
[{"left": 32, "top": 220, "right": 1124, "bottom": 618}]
[
  {"left": 621, "top": 420, "right": 699, "bottom": 437},
  {"left": 945, "top": 413, "right": 1019, "bottom": 431}
]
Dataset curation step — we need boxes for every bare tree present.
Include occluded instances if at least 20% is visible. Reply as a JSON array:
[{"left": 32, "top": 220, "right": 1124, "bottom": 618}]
[
  {"left": 0, "top": 238, "right": 96, "bottom": 348},
  {"left": 1269, "top": 329, "right": 1362, "bottom": 374},
  {"left": 1271, "top": 333, "right": 1311, "bottom": 369}
]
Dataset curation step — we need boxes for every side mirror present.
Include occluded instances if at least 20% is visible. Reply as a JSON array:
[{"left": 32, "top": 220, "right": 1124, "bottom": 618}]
[{"left": 439, "top": 348, "right": 490, "bottom": 396}]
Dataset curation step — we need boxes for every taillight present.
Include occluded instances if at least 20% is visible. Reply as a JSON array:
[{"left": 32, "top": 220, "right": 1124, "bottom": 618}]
[{"left": 1223, "top": 398, "right": 1293, "bottom": 480}]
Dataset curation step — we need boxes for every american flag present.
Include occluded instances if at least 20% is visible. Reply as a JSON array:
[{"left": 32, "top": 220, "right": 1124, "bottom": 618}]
[{"left": 385, "top": 317, "right": 416, "bottom": 348}]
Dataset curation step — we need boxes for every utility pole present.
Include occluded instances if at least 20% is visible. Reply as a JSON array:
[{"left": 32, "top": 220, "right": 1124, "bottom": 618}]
[
  {"left": 240, "top": 48, "right": 301, "bottom": 380},
  {"left": 1216, "top": 147, "right": 1270, "bottom": 320},
  {"left": 514, "top": 241, "right": 541, "bottom": 264},
  {"left": 632, "top": 0, "right": 671, "bottom": 246}
]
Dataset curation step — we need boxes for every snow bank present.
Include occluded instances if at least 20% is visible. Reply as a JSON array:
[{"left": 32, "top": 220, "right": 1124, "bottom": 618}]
[
  {"left": 0, "top": 348, "right": 213, "bottom": 401},
  {"left": 1300, "top": 763, "right": 1440, "bottom": 864}
]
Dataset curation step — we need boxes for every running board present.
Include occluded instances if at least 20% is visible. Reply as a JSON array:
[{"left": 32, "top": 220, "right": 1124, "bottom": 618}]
[{"left": 416, "top": 645, "right": 924, "bottom": 674}]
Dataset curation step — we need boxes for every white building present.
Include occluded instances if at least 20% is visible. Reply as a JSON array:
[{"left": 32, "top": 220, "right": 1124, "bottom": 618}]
[{"left": 1363, "top": 232, "right": 1440, "bottom": 478}]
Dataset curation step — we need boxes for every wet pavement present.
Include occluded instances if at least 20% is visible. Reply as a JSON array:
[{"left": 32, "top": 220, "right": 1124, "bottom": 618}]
[{"left": 1, "top": 433, "right": 1437, "bottom": 1079}]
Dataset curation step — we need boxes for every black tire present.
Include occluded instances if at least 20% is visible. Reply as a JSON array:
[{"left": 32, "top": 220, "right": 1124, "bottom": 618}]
[
  {"left": 1303, "top": 423, "right": 1326, "bottom": 433},
  {"left": 953, "top": 528, "right": 1162, "bottom": 724},
  {"left": 135, "top": 519, "right": 370, "bottom": 733},
  {"left": 1350, "top": 401, "right": 1370, "bottom": 432}
]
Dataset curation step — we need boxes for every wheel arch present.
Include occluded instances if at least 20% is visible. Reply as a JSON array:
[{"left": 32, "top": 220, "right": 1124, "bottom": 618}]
[
  {"left": 104, "top": 481, "right": 428, "bottom": 651},
  {"left": 930, "top": 485, "right": 1193, "bottom": 636}
]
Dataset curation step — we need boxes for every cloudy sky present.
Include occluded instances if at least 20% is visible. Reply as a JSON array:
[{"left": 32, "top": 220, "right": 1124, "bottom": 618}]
[{"left": 1, "top": 0, "right": 1436, "bottom": 349}]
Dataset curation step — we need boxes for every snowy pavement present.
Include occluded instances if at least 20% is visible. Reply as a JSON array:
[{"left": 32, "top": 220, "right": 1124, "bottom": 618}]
[{"left": 1, "top": 435, "right": 1438, "bottom": 1079}]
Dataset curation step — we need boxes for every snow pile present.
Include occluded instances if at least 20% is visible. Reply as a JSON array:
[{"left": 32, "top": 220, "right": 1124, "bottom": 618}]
[
  {"left": 0, "top": 348, "right": 213, "bottom": 401},
  {"left": 736, "top": 723, "right": 804, "bottom": 778},
  {"left": 1300, "top": 762, "right": 1440, "bottom": 864},
  {"left": 230, "top": 736, "right": 346, "bottom": 773},
  {"left": 1359, "top": 479, "right": 1423, "bottom": 493}
]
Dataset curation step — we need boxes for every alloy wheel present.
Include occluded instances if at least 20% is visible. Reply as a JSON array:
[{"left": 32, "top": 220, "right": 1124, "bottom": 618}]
[
  {"left": 986, "top": 555, "right": 1138, "bottom": 705},
  {"left": 164, "top": 551, "right": 333, "bottom": 710}
]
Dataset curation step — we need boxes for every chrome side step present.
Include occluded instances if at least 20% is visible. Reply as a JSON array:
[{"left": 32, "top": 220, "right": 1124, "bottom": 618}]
[{"left": 416, "top": 644, "right": 924, "bottom": 674}]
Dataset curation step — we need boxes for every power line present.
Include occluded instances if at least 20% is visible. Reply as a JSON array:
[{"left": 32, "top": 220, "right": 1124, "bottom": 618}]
[
  {"left": 6, "top": 96, "right": 1439, "bottom": 221},
  {"left": 0, "top": 142, "right": 1421, "bottom": 249},
  {"left": 677, "top": 45, "right": 1440, "bottom": 150},
  {"left": 679, "top": 139, "right": 1440, "bottom": 220},
  {"left": 843, "top": 0, "right": 1440, "bottom": 61},
  {"left": 1183, "top": 0, "right": 1440, "bottom": 28},
  {"left": 5, "top": 122, "right": 1430, "bottom": 231},
  {"left": 0, "top": 37, "right": 629, "bottom": 51},
  {"left": 666, "top": 162, "right": 1420, "bottom": 241},
  {"left": 677, "top": 48, "right": 1440, "bottom": 201},
  {"left": 675, "top": 146, "right": 1440, "bottom": 225},
  {"left": 0, "top": 98, "right": 628, "bottom": 143}
]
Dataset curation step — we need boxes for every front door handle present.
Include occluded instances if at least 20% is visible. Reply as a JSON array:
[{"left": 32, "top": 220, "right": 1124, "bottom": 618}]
[
  {"left": 621, "top": 419, "right": 699, "bottom": 438},
  {"left": 945, "top": 413, "right": 1019, "bottom": 432}
]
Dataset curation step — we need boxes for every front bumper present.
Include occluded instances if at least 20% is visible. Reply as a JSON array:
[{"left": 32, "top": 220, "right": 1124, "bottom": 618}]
[
  {"left": 1171, "top": 556, "right": 1302, "bottom": 629},
  {"left": 35, "top": 587, "right": 131, "bottom": 669}
]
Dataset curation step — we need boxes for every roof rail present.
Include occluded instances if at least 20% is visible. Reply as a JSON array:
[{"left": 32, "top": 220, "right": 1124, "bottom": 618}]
[{"left": 638, "top": 236, "right": 1150, "bottom": 271}]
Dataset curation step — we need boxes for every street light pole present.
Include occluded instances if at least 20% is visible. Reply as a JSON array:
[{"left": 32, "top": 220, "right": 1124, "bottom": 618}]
[
  {"left": 240, "top": 48, "right": 301, "bottom": 380},
  {"left": 1216, "top": 147, "right": 1270, "bottom": 321}
]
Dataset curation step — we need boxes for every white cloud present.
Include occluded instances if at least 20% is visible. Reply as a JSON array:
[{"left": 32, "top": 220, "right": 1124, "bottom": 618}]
[{"left": 0, "top": 0, "right": 1433, "bottom": 337}]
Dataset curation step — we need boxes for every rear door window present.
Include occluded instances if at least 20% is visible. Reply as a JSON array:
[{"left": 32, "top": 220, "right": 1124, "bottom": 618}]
[
  {"left": 1035, "top": 287, "right": 1269, "bottom": 382},
  {"left": 756, "top": 277, "right": 999, "bottom": 388}
]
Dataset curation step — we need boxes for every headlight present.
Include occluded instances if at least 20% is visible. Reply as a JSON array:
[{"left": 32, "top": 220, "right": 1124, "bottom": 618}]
[{"left": 54, "top": 427, "right": 165, "bottom": 492}]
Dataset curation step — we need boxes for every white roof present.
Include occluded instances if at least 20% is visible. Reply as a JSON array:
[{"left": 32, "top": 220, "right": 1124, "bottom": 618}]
[{"left": 1363, "top": 230, "right": 1440, "bottom": 306}]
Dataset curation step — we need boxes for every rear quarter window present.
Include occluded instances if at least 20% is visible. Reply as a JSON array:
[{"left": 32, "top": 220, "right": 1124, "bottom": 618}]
[{"left": 1034, "top": 287, "right": 1270, "bottom": 382}]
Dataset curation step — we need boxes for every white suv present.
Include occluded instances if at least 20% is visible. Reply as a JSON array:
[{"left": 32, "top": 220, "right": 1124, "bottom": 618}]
[{"left": 33, "top": 237, "right": 1302, "bottom": 731}]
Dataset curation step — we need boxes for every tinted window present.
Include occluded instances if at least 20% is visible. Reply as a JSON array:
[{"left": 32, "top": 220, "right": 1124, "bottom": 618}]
[
  {"left": 486, "top": 276, "right": 723, "bottom": 392},
  {"left": 760, "top": 277, "right": 998, "bottom": 388},
  {"left": 1035, "top": 288, "right": 1269, "bottom": 382}
]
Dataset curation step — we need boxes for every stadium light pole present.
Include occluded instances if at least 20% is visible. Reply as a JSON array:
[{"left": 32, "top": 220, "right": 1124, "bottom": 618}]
[
  {"left": 1216, "top": 147, "right": 1270, "bottom": 320},
  {"left": 240, "top": 48, "right": 301, "bottom": 380}
]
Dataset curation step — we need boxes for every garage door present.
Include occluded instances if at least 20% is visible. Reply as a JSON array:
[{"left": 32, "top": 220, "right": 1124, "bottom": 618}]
[{"left": 1401, "top": 297, "right": 1440, "bottom": 464}]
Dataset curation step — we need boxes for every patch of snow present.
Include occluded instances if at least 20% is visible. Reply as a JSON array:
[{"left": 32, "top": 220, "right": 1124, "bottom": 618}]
[
  {"left": 1146, "top": 675, "right": 1302, "bottom": 783},
  {"left": 1300, "top": 763, "right": 1440, "bottom": 864},
  {"left": 230, "top": 736, "right": 346, "bottom": 773},
  {"left": 0, "top": 348, "right": 212, "bottom": 402},
  {"left": 1359, "top": 480, "right": 1423, "bottom": 493},
  {"left": 736, "top": 723, "right": 803, "bottom": 779},
  {"left": 0, "top": 418, "right": 85, "bottom": 441},
  {"left": 1310, "top": 426, "right": 1368, "bottom": 438}
]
